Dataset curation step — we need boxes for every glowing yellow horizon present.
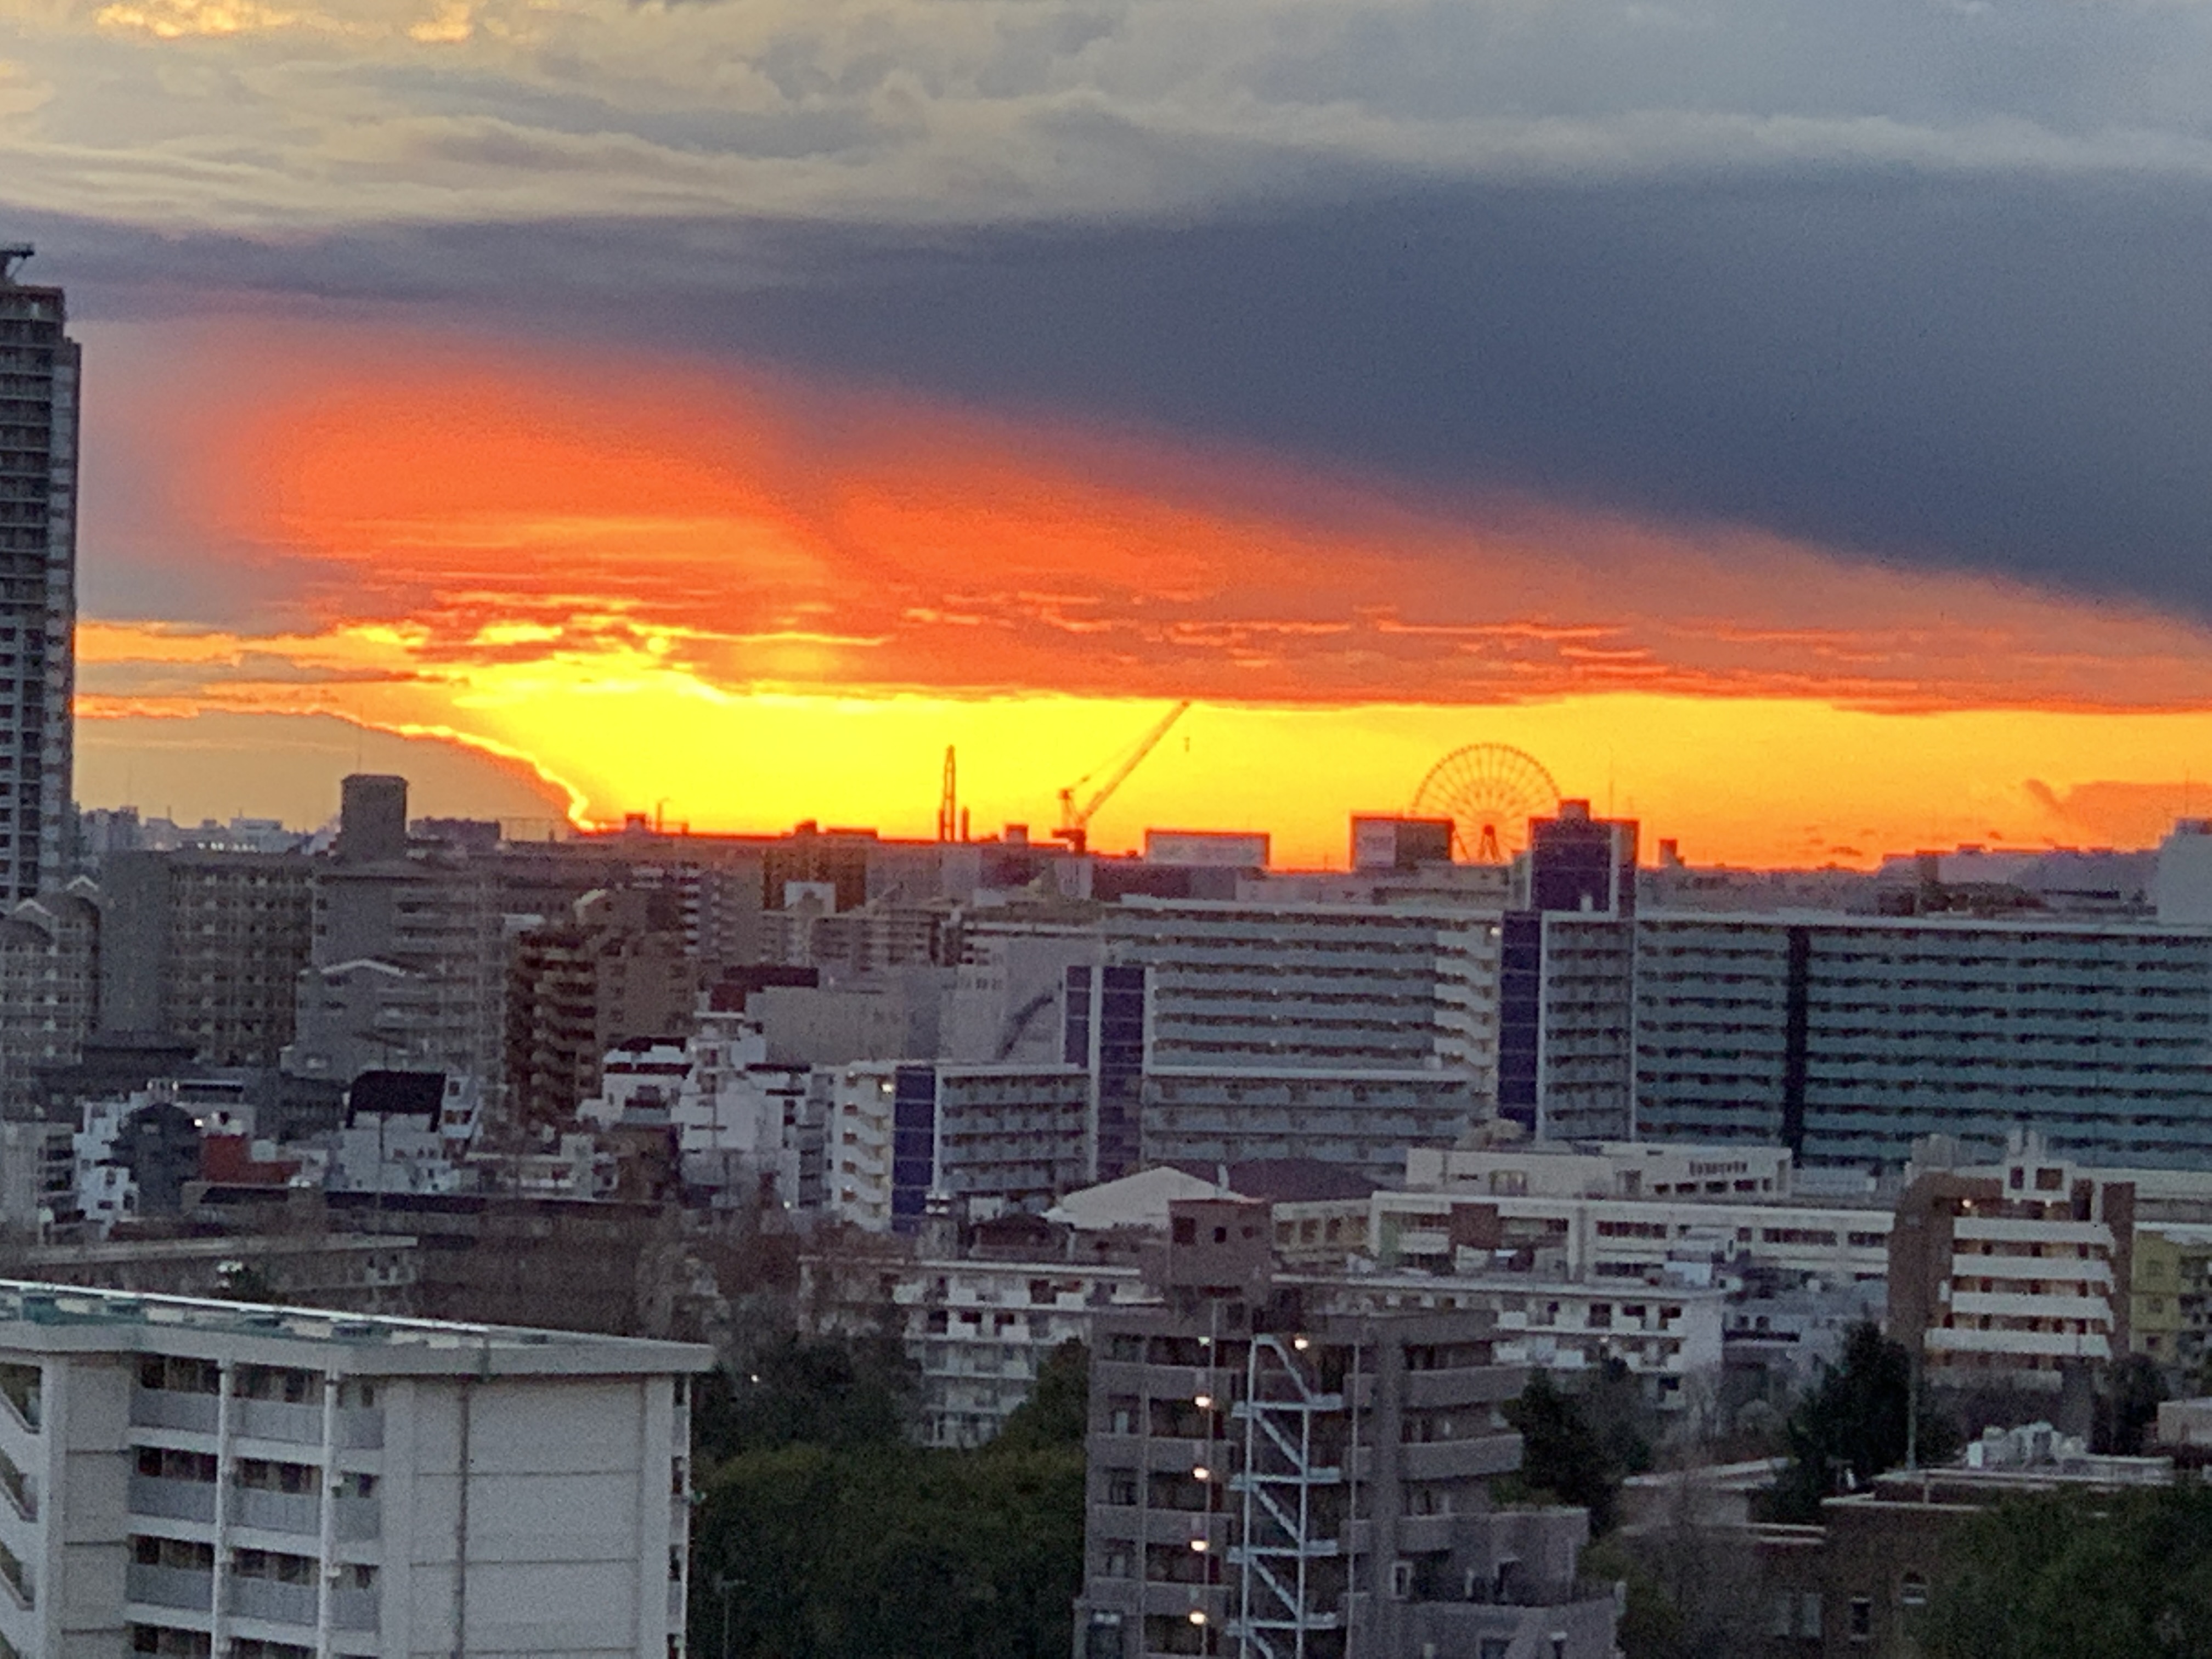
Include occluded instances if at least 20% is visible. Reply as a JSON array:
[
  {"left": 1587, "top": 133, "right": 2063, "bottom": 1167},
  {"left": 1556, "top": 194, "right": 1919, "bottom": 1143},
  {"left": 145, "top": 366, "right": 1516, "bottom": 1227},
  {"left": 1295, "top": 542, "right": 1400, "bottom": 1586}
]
[{"left": 67, "top": 315, "right": 2212, "bottom": 869}]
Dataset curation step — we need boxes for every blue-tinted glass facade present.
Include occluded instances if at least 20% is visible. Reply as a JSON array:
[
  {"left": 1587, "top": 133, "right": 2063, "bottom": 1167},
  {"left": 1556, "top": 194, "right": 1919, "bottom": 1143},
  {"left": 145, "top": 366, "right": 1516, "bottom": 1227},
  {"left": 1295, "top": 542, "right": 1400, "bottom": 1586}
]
[
  {"left": 1097, "top": 965, "right": 1147, "bottom": 1180},
  {"left": 889, "top": 1063, "right": 938, "bottom": 1232},
  {"left": 1063, "top": 965, "right": 1092, "bottom": 1066},
  {"left": 1496, "top": 912, "right": 1543, "bottom": 1132}
]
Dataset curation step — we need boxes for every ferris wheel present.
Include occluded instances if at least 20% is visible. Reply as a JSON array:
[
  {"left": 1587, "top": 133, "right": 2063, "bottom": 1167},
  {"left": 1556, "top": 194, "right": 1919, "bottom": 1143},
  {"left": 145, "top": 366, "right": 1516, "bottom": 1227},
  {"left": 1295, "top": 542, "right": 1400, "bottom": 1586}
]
[{"left": 1409, "top": 743, "right": 1562, "bottom": 863}]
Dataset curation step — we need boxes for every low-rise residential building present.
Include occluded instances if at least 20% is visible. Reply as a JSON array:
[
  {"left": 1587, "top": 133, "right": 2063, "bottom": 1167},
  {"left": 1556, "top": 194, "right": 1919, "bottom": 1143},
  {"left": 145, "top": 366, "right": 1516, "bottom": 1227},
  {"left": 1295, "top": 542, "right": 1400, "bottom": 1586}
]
[
  {"left": 1074, "top": 1197, "right": 1618, "bottom": 1659},
  {"left": 2128, "top": 1224, "right": 2212, "bottom": 1366},
  {"left": 802, "top": 1249, "right": 1152, "bottom": 1447},
  {"left": 1889, "top": 1131, "right": 2133, "bottom": 1393},
  {"left": 1274, "top": 1142, "right": 1892, "bottom": 1289},
  {"left": 1290, "top": 1271, "right": 1727, "bottom": 1405},
  {"left": 1754, "top": 1431, "right": 2171, "bottom": 1658},
  {"left": 0, "top": 1279, "right": 710, "bottom": 1657}
]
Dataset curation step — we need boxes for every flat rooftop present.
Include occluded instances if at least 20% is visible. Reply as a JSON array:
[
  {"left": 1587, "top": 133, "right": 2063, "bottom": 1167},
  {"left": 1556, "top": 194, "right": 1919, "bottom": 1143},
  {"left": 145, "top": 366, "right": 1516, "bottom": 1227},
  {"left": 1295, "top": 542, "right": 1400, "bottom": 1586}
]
[{"left": 0, "top": 1280, "right": 713, "bottom": 1377}]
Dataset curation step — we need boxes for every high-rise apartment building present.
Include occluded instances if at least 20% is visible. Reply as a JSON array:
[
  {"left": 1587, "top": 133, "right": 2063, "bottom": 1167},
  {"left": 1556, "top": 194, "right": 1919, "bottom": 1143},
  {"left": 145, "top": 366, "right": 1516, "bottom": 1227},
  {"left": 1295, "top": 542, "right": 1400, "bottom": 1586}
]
[
  {"left": 1633, "top": 912, "right": 2212, "bottom": 1167},
  {"left": 99, "top": 851, "right": 314, "bottom": 1066},
  {"left": 0, "top": 1279, "right": 708, "bottom": 1657},
  {"left": 0, "top": 883, "right": 98, "bottom": 1113},
  {"left": 504, "top": 887, "right": 697, "bottom": 1129},
  {"left": 0, "top": 249, "right": 77, "bottom": 906},
  {"left": 289, "top": 778, "right": 508, "bottom": 1093},
  {"left": 1497, "top": 802, "right": 1639, "bottom": 1140},
  {"left": 1103, "top": 900, "right": 1501, "bottom": 1182}
]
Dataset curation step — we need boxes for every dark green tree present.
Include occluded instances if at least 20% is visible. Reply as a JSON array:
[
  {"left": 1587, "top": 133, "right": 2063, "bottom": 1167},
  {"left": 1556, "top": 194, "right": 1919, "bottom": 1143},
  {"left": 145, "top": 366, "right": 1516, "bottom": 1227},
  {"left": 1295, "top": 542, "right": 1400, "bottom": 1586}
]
[
  {"left": 1505, "top": 1370, "right": 1626, "bottom": 1534},
  {"left": 688, "top": 1333, "right": 1086, "bottom": 1658},
  {"left": 692, "top": 1333, "right": 918, "bottom": 1466},
  {"left": 1769, "top": 1321, "right": 1959, "bottom": 1522},
  {"left": 2093, "top": 1353, "right": 2169, "bottom": 1457},
  {"left": 992, "top": 1340, "right": 1088, "bottom": 1452},
  {"left": 1918, "top": 1486, "right": 2212, "bottom": 1659}
]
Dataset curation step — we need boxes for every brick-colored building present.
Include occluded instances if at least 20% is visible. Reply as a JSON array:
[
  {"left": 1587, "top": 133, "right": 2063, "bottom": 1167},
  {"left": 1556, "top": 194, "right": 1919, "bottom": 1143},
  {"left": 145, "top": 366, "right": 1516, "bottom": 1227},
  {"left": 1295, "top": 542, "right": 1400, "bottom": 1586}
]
[{"left": 1888, "top": 1131, "right": 2133, "bottom": 1400}]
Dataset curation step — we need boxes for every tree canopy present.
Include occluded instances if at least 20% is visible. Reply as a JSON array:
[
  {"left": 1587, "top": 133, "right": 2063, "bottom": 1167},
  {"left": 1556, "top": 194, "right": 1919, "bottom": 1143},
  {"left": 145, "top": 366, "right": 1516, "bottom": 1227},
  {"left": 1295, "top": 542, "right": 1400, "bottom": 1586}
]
[
  {"left": 1500, "top": 1363, "right": 1652, "bottom": 1536},
  {"left": 1769, "top": 1321, "right": 1958, "bottom": 1522},
  {"left": 1917, "top": 1485, "right": 2212, "bottom": 1659},
  {"left": 689, "top": 1335, "right": 1087, "bottom": 1659}
]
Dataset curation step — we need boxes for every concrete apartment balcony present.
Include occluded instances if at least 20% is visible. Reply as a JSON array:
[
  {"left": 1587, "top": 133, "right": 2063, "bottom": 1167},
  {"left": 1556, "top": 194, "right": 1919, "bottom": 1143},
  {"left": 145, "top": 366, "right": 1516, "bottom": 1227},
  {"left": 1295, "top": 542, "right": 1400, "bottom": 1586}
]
[
  {"left": 125, "top": 1561, "right": 208, "bottom": 1612},
  {"left": 1393, "top": 1512, "right": 1464, "bottom": 1554},
  {"left": 1404, "top": 1367, "right": 1521, "bottom": 1410},
  {"left": 129, "top": 1388, "right": 218, "bottom": 1435},
  {"left": 127, "top": 1473, "right": 216, "bottom": 1525},
  {"left": 1142, "top": 1437, "right": 1220, "bottom": 1475},
  {"left": 1400, "top": 1434, "right": 1521, "bottom": 1483},
  {"left": 1137, "top": 1578, "right": 1233, "bottom": 1620},
  {"left": 232, "top": 1486, "right": 319, "bottom": 1536},
  {"left": 227, "top": 1574, "right": 318, "bottom": 1628},
  {"left": 331, "top": 1583, "right": 380, "bottom": 1630}
]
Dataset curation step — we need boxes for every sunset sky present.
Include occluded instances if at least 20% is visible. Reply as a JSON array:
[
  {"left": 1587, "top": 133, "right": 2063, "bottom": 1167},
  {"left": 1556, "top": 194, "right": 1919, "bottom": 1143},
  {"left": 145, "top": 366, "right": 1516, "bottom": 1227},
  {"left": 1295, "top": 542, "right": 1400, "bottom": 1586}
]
[{"left": 12, "top": 0, "right": 2212, "bottom": 866}]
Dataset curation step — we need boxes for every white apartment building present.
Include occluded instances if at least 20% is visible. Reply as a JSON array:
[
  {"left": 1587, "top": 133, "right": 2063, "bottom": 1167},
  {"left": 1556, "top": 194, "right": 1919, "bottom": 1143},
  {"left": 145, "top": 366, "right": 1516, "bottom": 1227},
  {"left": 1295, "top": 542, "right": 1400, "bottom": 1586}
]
[
  {"left": 1105, "top": 897, "right": 1504, "bottom": 1180},
  {"left": 821, "top": 1061, "right": 1092, "bottom": 1232},
  {"left": 1292, "top": 1272, "right": 1727, "bottom": 1402},
  {"left": 800, "top": 1254, "right": 1150, "bottom": 1447},
  {"left": 0, "top": 1280, "right": 709, "bottom": 1656},
  {"left": 1275, "top": 1142, "right": 1892, "bottom": 1287},
  {"left": 582, "top": 1023, "right": 814, "bottom": 1207},
  {"left": 1404, "top": 1142, "right": 1798, "bottom": 1202}
]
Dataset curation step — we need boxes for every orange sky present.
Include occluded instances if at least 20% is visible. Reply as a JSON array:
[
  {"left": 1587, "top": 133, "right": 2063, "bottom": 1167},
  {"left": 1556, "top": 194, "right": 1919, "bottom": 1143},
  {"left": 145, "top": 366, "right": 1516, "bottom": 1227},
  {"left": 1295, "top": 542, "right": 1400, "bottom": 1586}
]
[{"left": 73, "top": 315, "right": 2212, "bottom": 867}]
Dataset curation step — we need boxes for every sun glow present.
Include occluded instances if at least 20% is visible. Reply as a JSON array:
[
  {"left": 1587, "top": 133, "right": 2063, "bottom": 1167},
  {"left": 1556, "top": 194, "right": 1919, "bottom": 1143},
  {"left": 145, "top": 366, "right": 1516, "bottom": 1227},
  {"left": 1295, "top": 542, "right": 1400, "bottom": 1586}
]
[{"left": 70, "top": 314, "right": 2212, "bottom": 865}]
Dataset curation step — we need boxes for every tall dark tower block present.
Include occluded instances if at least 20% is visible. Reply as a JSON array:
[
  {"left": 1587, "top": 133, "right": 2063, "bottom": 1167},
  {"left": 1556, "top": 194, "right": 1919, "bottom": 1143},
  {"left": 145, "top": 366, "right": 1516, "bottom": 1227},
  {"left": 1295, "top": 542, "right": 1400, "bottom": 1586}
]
[{"left": 0, "top": 247, "right": 78, "bottom": 903}]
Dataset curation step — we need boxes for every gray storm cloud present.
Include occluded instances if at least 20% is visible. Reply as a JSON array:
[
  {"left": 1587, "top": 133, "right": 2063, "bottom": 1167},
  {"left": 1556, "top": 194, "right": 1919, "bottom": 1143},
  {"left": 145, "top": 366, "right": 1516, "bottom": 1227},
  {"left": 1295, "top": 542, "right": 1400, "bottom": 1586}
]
[
  {"left": 3, "top": 0, "right": 2212, "bottom": 229},
  {"left": 11, "top": 0, "right": 2212, "bottom": 626}
]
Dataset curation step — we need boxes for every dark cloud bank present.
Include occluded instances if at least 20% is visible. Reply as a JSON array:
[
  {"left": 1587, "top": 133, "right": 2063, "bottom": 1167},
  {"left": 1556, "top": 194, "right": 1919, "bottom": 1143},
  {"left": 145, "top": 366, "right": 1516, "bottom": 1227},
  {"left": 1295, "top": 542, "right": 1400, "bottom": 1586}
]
[{"left": 22, "top": 167, "right": 2212, "bottom": 622}]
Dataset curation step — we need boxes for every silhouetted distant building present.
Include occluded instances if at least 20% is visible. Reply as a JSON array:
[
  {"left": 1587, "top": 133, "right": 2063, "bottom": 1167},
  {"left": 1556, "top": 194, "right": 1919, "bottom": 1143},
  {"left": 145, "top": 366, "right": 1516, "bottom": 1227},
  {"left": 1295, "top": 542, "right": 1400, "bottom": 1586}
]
[
  {"left": 1498, "top": 801, "right": 1639, "bottom": 1138},
  {"left": 0, "top": 249, "right": 78, "bottom": 903}
]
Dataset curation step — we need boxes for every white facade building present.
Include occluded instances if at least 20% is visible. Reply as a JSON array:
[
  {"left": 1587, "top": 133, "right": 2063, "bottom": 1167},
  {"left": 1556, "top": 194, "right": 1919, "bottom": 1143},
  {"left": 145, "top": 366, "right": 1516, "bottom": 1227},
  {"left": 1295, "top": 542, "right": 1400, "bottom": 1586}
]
[
  {"left": 0, "top": 1280, "right": 709, "bottom": 1657},
  {"left": 802, "top": 1254, "right": 1150, "bottom": 1447},
  {"left": 822, "top": 1060, "right": 1092, "bottom": 1232},
  {"left": 1274, "top": 1142, "right": 1892, "bottom": 1287},
  {"left": 1294, "top": 1271, "right": 1728, "bottom": 1402}
]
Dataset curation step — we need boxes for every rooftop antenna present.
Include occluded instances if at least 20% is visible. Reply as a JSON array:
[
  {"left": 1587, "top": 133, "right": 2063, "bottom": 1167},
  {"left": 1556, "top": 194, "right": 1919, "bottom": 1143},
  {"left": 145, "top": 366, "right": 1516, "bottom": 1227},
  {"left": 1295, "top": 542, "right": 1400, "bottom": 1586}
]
[{"left": 0, "top": 246, "right": 31, "bottom": 284}]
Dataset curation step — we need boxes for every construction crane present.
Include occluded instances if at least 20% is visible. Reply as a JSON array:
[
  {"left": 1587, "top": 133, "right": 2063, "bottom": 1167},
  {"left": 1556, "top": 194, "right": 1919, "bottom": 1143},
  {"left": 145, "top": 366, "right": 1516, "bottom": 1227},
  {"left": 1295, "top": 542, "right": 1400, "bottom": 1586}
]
[{"left": 1053, "top": 701, "right": 1191, "bottom": 854}]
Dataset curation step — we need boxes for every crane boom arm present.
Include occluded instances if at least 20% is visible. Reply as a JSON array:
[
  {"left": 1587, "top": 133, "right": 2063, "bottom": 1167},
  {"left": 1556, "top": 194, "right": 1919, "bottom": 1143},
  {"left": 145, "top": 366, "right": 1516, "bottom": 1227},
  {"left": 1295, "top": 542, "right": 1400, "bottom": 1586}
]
[{"left": 1063, "top": 700, "right": 1192, "bottom": 831}]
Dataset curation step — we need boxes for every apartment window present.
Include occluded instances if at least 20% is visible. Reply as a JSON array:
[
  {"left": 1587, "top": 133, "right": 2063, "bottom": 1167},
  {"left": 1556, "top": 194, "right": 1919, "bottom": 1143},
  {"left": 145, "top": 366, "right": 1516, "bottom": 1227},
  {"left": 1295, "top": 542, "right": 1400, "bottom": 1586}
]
[
  {"left": 1849, "top": 1596, "right": 1872, "bottom": 1639},
  {"left": 1900, "top": 1573, "right": 1928, "bottom": 1608}
]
